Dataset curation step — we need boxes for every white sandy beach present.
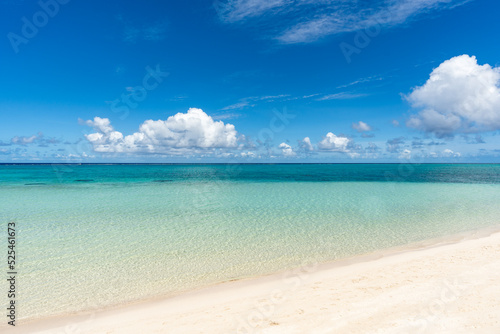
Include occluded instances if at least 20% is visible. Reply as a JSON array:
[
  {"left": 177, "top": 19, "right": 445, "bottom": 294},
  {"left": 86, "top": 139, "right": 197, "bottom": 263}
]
[{"left": 5, "top": 230, "right": 500, "bottom": 334}]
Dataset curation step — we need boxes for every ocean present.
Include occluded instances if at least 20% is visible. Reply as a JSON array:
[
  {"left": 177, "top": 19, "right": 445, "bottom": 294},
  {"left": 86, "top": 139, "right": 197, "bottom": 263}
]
[{"left": 1, "top": 163, "right": 499, "bottom": 321}]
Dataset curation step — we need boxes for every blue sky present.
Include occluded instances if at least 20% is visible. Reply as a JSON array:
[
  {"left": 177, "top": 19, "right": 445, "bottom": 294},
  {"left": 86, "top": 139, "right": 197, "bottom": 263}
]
[{"left": 1, "top": 0, "right": 499, "bottom": 162}]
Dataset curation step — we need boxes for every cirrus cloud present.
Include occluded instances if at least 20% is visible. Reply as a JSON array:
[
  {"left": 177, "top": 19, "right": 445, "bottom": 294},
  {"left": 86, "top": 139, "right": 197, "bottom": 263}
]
[{"left": 216, "top": 0, "right": 467, "bottom": 44}]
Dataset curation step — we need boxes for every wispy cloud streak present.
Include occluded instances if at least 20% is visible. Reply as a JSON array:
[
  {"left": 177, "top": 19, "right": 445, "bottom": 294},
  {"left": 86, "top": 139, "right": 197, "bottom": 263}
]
[{"left": 216, "top": 0, "right": 469, "bottom": 44}]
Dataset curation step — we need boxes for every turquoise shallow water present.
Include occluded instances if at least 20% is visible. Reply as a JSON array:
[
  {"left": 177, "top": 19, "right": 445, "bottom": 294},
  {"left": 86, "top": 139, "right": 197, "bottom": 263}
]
[{"left": 1, "top": 164, "right": 499, "bottom": 320}]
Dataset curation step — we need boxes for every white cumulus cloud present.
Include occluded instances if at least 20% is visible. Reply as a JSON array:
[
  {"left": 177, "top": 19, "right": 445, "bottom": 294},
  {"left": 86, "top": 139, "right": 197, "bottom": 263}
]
[
  {"left": 317, "top": 132, "right": 351, "bottom": 152},
  {"left": 81, "top": 117, "right": 114, "bottom": 134},
  {"left": 300, "top": 137, "right": 314, "bottom": 151},
  {"left": 278, "top": 142, "right": 296, "bottom": 156},
  {"left": 406, "top": 55, "right": 500, "bottom": 137},
  {"left": 83, "top": 108, "right": 239, "bottom": 155},
  {"left": 442, "top": 148, "right": 461, "bottom": 158},
  {"left": 398, "top": 149, "right": 411, "bottom": 160},
  {"left": 352, "top": 121, "right": 372, "bottom": 132}
]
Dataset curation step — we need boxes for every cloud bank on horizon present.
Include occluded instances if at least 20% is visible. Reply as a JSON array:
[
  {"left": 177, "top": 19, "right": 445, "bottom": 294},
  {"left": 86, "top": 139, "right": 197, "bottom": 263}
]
[
  {"left": 82, "top": 108, "right": 239, "bottom": 155},
  {"left": 77, "top": 54, "right": 499, "bottom": 161}
]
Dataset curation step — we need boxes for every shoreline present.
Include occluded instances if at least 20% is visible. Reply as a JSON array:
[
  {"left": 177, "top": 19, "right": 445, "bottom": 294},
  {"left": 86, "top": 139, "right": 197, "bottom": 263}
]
[{"left": 4, "top": 225, "right": 500, "bottom": 333}]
